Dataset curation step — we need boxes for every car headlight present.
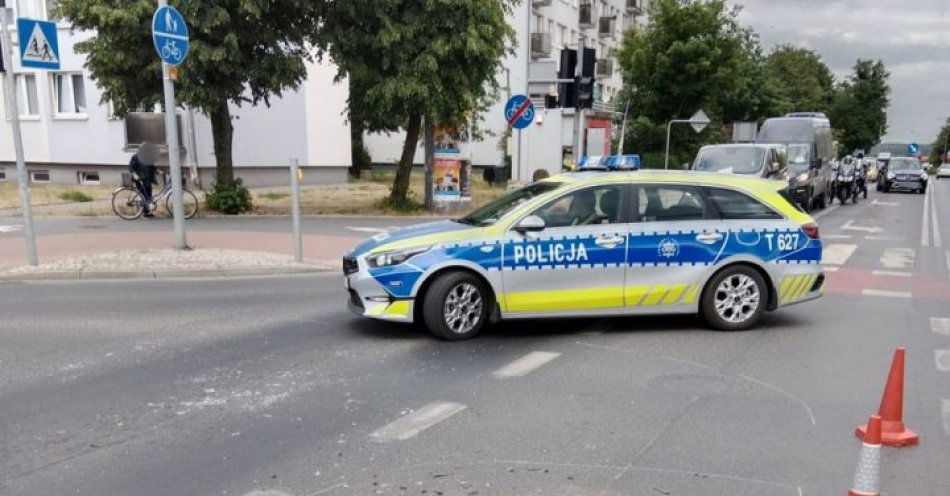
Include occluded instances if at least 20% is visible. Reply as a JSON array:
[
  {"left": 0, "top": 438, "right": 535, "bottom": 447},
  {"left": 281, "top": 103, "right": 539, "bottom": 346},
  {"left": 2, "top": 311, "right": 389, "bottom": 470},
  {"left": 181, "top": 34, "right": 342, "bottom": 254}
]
[
  {"left": 367, "top": 246, "right": 431, "bottom": 268},
  {"left": 887, "top": 172, "right": 895, "bottom": 180},
  {"left": 796, "top": 173, "right": 809, "bottom": 183}
]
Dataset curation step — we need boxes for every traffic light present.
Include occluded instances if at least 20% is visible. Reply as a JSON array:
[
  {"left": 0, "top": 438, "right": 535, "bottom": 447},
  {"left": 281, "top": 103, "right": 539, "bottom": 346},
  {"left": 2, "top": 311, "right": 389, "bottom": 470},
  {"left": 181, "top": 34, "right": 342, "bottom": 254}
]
[{"left": 557, "top": 47, "right": 596, "bottom": 109}]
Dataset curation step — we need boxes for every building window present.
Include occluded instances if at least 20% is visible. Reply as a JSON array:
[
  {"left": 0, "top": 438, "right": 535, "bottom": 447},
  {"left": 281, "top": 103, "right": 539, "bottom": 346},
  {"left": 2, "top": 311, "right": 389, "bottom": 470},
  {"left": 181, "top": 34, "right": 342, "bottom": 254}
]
[
  {"left": 10, "top": 74, "right": 40, "bottom": 118},
  {"left": 0, "top": 168, "right": 6, "bottom": 181},
  {"left": 15, "top": 0, "right": 41, "bottom": 18},
  {"left": 53, "top": 73, "right": 88, "bottom": 116},
  {"left": 559, "top": 24, "right": 568, "bottom": 47},
  {"left": 30, "top": 170, "right": 50, "bottom": 183},
  {"left": 78, "top": 171, "right": 100, "bottom": 185}
]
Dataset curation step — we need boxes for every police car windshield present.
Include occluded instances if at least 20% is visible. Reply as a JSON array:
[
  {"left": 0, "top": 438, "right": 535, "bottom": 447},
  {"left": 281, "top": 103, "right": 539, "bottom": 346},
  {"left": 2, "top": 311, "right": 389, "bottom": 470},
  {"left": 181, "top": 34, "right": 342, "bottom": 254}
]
[
  {"left": 458, "top": 182, "right": 565, "bottom": 226},
  {"left": 693, "top": 147, "right": 765, "bottom": 174}
]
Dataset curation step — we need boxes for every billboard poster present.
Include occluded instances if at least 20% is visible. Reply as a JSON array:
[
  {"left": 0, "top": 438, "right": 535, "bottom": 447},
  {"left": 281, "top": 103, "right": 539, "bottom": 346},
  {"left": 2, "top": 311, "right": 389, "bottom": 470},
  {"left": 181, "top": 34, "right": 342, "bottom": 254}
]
[{"left": 434, "top": 149, "right": 462, "bottom": 201}]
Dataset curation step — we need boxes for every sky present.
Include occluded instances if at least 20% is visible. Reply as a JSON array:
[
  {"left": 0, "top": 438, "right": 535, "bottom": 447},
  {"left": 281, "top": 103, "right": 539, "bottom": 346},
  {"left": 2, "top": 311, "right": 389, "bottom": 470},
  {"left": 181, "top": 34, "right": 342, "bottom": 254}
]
[{"left": 732, "top": 0, "right": 950, "bottom": 143}]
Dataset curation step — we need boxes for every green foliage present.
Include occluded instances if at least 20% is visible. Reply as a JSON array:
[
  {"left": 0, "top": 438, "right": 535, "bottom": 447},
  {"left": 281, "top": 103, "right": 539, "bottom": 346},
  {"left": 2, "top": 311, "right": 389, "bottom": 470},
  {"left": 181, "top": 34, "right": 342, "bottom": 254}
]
[
  {"left": 929, "top": 118, "right": 950, "bottom": 165},
  {"left": 56, "top": 0, "right": 325, "bottom": 183},
  {"left": 375, "top": 191, "right": 424, "bottom": 213},
  {"left": 206, "top": 179, "right": 253, "bottom": 215},
  {"left": 764, "top": 46, "right": 835, "bottom": 115},
  {"left": 58, "top": 191, "right": 94, "bottom": 203},
  {"left": 615, "top": 0, "right": 767, "bottom": 158},
  {"left": 316, "top": 0, "right": 516, "bottom": 205},
  {"left": 828, "top": 60, "right": 890, "bottom": 156}
]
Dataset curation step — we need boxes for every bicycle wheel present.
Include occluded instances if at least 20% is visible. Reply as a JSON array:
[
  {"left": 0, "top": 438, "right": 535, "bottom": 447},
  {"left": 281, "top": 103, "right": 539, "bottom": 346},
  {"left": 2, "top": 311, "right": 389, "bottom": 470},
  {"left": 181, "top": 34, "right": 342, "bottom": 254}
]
[
  {"left": 166, "top": 189, "right": 199, "bottom": 219},
  {"left": 112, "top": 188, "right": 145, "bottom": 220}
]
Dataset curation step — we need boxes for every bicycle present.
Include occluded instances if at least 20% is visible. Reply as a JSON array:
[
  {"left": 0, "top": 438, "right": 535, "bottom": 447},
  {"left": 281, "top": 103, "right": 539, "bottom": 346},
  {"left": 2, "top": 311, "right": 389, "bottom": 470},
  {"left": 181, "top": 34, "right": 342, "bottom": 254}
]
[{"left": 112, "top": 171, "right": 199, "bottom": 220}]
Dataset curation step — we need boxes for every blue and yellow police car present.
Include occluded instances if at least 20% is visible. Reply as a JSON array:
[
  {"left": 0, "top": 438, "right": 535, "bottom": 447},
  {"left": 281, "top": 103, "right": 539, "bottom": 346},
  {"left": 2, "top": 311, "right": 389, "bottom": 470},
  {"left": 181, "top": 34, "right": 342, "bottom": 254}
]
[{"left": 344, "top": 157, "right": 824, "bottom": 340}]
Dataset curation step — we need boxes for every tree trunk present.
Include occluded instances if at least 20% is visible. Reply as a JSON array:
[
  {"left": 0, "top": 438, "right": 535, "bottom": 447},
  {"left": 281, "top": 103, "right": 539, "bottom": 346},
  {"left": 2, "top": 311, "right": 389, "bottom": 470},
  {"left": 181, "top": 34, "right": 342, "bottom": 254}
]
[
  {"left": 423, "top": 117, "right": 435, "bottom": 209},
  {"left": 210, "top": 101, "right": 235, "bottom": 185},
  {"left": 390, "top": 113, "right": 422, "bottom": 205}
]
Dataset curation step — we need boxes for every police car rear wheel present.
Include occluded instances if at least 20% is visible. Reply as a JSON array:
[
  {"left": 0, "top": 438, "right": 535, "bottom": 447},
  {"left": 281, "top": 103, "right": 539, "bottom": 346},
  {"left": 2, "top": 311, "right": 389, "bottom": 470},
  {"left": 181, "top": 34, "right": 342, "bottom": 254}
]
[
  {"left": 701, "top": 267, "right": 766, "bottom": 331},
  {"left": 423, "top": 272, "right": 490, "bottom": 340}
]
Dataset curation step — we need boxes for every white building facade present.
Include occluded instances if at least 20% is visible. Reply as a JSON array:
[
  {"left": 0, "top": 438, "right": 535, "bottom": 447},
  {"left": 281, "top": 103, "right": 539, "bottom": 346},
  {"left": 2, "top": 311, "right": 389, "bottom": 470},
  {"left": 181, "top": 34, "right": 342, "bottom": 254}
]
[
  {"left": 364, "top": 0, "right": 647, "bottom": 182},
  {"left": 0, "top": 0, "right": 351, "bottom": 187}
]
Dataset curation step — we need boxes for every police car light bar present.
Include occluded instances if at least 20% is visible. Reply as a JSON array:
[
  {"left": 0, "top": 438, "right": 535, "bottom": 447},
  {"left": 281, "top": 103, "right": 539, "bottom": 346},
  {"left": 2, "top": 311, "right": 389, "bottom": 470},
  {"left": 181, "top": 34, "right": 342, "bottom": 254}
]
[{"left": 578, "top": 154, "right": 641, "bottom": 171}]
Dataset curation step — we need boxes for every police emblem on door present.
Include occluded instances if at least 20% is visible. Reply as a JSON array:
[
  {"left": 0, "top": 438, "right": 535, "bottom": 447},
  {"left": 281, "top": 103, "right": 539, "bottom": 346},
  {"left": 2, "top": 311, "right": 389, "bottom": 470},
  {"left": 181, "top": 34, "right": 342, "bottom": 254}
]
[{"left": 658, "top": 238, "right": 680, "bottom": 259}]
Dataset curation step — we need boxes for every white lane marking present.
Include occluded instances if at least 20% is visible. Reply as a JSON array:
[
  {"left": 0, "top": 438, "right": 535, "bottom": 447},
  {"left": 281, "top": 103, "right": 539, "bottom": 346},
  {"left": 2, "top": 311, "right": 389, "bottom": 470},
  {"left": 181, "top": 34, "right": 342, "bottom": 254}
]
[
  {"left": 935, "top": 350, "right": 950, "bottom": 372},
  {"left": 921, "top": 184, "right": 932, "bottom": 247},
  {"left": 942, "top": 399, "right": 950, "bottom": 437},
  {"left": 931, "top": 317, "right": 950, "bottom": 336},
  {"left": 880, "top": 247, "right": 915, "bottom": 270},
  {"left": 347, "top": 227, "right": 388, "bottom": 234},
  {"left": 946, "top": 251, "right": 950, "bottom": 275},
  {"left": 822, "top": 244, "right": 857, "bottom": 266},
  {"left": 0, "top": 224, "right": 23, "bottom": 233},
  {"left": 823, "top": 266, "right": 840, "bottom": 272},
  {"left": 865, "top": 235, "right": 903, "bottom": 241},
  {"left": 872, "top": 270, "right": 913, "bottom": 278},
  {"left": 871, "top": 199, "right": 899, "bottom": 207},
  {"left": 812, "top": 204, "right": 839, "bottom": 220},
  {"left": 492, "top": 351, "right": 561, "bottom": 379},
  {"left": 861, "top": 289, "right": 912, "bottom": 299},
  {"left": 370, "top": 402, "right": 466, "bottom": 442},
  {"left": 932, "top": 187, "right": 943, "bottom": 248},
  {"left": 841, "top": 219, "right": 882, "bottom": 234},
  {"left": 822, "top": 234, "right": 853, "bottom": 240}
]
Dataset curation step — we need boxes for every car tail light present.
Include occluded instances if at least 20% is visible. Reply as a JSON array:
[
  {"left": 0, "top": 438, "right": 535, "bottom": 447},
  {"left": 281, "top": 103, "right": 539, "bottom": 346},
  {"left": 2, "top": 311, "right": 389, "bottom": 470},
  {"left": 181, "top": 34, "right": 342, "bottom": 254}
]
[{"left": 802, "top": 223, "right": 820, "bottom": 240}]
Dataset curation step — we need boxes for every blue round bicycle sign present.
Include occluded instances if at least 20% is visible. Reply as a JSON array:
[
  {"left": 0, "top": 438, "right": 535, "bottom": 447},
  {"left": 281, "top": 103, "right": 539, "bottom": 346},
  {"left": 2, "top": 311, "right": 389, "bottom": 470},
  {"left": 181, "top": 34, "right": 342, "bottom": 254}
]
[
  {"left": 505, "top": 94, "right": 535, "bottom": 130},
  {"left": 152, "top": 6, "right": 189, "bottom": 66}
]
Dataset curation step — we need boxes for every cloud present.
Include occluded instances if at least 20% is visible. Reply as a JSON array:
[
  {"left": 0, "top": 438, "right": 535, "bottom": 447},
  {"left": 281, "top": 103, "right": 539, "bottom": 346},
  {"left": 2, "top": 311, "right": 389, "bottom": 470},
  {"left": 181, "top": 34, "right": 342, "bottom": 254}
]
[{"left": 733, "top": 0, "right": 950, "bottom": 141}]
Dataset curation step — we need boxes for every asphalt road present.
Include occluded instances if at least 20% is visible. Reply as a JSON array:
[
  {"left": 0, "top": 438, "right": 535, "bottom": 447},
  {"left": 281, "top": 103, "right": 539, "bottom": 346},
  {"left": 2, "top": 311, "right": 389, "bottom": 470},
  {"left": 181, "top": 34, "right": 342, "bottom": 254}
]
[{"left": 1, "top": 179, "right": 949, "bottom": 495}]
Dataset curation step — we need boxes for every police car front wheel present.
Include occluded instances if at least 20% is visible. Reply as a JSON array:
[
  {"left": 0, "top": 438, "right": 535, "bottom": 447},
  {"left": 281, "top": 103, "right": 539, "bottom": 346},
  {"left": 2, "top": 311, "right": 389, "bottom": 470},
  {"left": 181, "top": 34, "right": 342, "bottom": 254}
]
[
  {"left": 422, "top": 271, "right": 492, "bottom": 340},
  {"left": 701, "top": 266, "right": 767, "bottom": 332}
]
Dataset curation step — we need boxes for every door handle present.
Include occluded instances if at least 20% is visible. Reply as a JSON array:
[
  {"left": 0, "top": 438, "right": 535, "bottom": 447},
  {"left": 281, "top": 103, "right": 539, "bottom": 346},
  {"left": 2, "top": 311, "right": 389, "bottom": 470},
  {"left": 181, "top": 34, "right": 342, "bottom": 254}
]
[
  {"left": 695, "top": 232, "right": 724, "bottom": 244},
  {"left": 595, "top": 235, "right": 624, "bottom": 247}
]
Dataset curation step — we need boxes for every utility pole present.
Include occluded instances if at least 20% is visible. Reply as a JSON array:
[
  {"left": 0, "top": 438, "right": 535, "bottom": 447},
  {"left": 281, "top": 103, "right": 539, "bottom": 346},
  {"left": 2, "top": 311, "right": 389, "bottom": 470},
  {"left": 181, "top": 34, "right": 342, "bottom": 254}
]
[
  {"left": 618, "top": 99, "right": 630, "bottom": 155},
  {"left": 573, "top": 36, "right": 585, "bottom": 167},
  {"left": 156, "top": 0, "right": 188, "bottom": 249},
  {"left": 1, "top": 7, "right": 38, "bottom": 266}
]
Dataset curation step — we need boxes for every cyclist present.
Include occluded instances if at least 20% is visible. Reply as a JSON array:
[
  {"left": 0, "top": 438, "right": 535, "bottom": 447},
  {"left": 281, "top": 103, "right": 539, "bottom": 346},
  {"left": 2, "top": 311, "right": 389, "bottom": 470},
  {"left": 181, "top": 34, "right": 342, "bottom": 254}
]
[{"left": 129, "top": 142, "right": 158, "bottom": 218}]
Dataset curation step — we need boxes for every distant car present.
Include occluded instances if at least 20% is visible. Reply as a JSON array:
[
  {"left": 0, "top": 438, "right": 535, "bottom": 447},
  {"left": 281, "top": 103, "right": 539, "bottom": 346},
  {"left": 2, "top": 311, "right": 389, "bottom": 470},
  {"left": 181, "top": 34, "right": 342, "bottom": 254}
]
[
  {"left": 691, "top": 144, "right": 787, "bottom": 179},
  {"left": 877, "top": 157, "right": 928, "bottom": 193},
  {"left": 937, "top": 163, "right": 950, "bottom": 179}
]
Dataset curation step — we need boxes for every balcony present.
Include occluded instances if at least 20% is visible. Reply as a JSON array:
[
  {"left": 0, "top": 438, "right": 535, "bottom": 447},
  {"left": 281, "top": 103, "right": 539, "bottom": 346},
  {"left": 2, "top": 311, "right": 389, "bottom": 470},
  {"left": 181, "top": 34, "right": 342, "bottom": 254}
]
[
  {"left": 596, "top": 58, "right": 614, "bottom": 78},
  {"left": 579, "top": 0, "right": 594, "bottom": 28},
  {"left": 531, "top": 33, "right": 552, "bottom": 59},
  {"left": 626, "top": 0, "right": 644, "bottom": 16},
  {"left": 598, "top": 16, "right": 617, "bottom": 39}
]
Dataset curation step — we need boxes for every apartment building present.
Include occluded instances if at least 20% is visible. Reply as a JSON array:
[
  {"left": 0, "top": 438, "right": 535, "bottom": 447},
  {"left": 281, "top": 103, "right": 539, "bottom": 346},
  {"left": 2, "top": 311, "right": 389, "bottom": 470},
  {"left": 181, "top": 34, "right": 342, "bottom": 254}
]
[
  {"left": 0, "top": 0, "right": 351, "bottom": 187},
  {"left": 364, "top": 0, "right": 648, "bottom": 182}
]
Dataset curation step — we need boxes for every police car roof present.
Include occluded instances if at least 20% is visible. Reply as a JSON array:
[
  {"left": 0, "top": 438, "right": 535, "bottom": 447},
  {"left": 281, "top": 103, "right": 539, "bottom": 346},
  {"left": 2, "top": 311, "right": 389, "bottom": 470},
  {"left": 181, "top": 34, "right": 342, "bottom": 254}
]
[{"left": 550, "top": 169, "right": 788, "bottom": 194}]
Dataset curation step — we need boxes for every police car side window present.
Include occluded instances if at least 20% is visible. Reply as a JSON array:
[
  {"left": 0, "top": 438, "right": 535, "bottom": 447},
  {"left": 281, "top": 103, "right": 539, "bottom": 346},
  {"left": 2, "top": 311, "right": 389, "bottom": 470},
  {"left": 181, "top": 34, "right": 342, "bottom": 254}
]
[
  {"left": 634, "top": 185, "right": 705, "bottom": 222},
  {"left": 533, "top": 185, "right": 623, "bottom": 228},
  {"left": 705, "top": 187, "right": 782, "bottom": 220}
]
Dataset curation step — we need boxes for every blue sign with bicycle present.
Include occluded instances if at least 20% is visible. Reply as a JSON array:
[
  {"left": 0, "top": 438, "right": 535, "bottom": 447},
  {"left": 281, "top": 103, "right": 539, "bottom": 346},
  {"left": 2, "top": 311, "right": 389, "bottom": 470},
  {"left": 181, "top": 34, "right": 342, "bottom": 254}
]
[
  {"left": 152, "top": 6, "right": 189, "bottom": 66},
  {"left": 505, "top": 94, "right": 535, "bottom": 130},
  {"left": 908, "top": 143, "right": 920, "bottom": 156}
]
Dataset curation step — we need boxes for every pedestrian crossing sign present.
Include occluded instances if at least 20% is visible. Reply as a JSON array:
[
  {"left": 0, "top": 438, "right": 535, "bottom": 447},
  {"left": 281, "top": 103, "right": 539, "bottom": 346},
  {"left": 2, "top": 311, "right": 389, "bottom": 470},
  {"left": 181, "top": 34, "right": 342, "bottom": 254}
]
[{"left": 17, "top": 18, "right": 60, "bottom": 70}]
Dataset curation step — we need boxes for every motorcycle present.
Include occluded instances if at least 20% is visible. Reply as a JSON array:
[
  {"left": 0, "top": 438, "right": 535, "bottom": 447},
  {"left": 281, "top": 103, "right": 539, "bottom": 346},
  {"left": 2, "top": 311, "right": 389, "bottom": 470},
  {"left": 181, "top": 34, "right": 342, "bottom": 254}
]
[{"left": 834, "top": 161, "right": 859, "bottom": 204}]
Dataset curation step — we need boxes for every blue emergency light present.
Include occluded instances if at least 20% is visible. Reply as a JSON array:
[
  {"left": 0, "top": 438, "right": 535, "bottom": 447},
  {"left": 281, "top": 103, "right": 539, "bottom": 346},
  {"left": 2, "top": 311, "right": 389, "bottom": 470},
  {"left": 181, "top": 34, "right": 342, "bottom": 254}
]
[{"left": 578, "top": 154, "right": 641, "bottom": 170}]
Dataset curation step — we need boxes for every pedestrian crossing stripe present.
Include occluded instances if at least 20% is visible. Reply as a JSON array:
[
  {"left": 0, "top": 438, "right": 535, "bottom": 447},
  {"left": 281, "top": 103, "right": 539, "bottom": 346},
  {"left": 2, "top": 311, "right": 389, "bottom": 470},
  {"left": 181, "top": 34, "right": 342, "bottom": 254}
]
[{"left": 22, "top": 23, "right": 59, "bottom": 64}]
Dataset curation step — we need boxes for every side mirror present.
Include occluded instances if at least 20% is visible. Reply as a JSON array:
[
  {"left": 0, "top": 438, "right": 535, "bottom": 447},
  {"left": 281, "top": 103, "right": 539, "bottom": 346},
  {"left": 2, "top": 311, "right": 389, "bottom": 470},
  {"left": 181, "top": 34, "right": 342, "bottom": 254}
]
[
  {"left": 770, "top": 161, "right": 781, "bottom": 172},
  {"left": 514, "top": 215, "right": 546, "bottom": 234}
]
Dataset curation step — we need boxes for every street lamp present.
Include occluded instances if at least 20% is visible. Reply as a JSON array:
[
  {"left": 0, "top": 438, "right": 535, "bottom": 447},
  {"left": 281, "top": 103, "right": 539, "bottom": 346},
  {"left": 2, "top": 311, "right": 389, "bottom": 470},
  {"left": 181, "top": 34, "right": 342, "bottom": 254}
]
[{"left": 664, "top": 109, "right": 711, "bottom": 169}]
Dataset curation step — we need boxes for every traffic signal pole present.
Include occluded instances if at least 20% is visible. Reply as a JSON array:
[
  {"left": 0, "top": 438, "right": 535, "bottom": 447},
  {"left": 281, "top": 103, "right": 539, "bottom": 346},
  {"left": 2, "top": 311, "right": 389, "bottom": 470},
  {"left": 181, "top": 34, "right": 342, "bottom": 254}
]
[{"left": 573, "top": 37, "right": 586, "bottom": 167}]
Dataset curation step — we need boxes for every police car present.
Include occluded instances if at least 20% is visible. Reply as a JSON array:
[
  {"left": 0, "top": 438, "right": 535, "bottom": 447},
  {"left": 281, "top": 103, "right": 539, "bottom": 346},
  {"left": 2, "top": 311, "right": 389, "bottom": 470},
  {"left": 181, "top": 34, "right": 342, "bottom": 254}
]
[{"left": 344, "top": 157, "right": 824, "bottom": 340}]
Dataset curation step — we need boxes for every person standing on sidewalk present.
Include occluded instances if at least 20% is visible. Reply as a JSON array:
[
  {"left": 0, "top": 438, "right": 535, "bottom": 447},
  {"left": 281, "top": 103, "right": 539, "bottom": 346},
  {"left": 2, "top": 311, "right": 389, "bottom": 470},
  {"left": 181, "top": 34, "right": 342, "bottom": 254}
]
[{"left": 129, "top": 142, "right": 158, "bottom": 218}]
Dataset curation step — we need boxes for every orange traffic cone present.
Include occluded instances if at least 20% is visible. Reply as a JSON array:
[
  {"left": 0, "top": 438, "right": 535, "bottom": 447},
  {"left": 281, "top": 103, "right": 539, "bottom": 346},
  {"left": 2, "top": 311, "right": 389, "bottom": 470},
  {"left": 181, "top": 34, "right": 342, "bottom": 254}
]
[
  {"left": 848, "top": 415, "right": 882, "bottom": 496},
  {"left": 856, "top": 347, "right": 919, "bottom": 447}
]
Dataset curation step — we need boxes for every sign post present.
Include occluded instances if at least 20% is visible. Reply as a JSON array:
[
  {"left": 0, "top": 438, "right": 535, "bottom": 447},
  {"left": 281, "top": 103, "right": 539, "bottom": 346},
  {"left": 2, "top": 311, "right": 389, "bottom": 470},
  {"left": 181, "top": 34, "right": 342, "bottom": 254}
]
[
  {"left": 505, "top": 94, "right": 535, "bottom": 182},
  {"left": 2, "top": 15, "right": 62, "bottom": 266},
  {"left": 152, "top": 2, "right": 189, "bottom": 249},
  {"left": 664, "top": 109, "right": 711, "bottom": 170}
]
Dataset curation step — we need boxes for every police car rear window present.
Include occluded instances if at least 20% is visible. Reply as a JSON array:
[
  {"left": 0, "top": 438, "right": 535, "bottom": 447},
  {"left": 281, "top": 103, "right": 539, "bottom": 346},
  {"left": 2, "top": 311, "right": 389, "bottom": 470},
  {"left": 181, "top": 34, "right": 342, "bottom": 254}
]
[
  {"left": 458, "top": 181, "right": 565, "bottom": 226},
  {"left": 706, "top": 187, "right": 783, "bottom": 220}
]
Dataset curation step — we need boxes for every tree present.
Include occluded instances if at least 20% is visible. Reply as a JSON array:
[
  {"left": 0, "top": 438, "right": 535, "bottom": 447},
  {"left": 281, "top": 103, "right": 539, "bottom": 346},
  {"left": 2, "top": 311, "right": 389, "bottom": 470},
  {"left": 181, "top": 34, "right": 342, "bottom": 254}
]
[
  {"left": 929, "top": 118, "right": 950, "bottom": 165},
  {"left": 828, "top": 60, "right": 890, "bottom": 156},
  {"left": 57, "top": 0, "right": 325, "bottom": 185},
  {"left": 615, "top": 0, "right": 770, "bottom": 166},
  {"left": 316, "top": 0, "right": 515, "bottom": 207},
  {"left": 764, "top": 46, "right": 835, "bottom": 115}
]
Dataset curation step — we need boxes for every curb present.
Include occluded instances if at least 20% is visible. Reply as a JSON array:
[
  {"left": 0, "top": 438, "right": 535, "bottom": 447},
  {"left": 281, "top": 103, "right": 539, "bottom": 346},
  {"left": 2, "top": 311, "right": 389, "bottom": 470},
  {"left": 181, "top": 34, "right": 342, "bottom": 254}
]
[{"left": 0, "top": 264, "right": 337, "bottom": 282}]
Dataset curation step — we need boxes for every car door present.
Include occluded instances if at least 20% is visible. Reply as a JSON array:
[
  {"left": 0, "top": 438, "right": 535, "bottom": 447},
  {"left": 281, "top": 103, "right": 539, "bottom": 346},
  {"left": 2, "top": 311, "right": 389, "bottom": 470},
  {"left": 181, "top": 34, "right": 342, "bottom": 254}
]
[
  {"left": 625, "top": 183, "right": 725, "bottom": 309},
  {"left": 501, "top": 183, "right": 629, "bottom": 315}
]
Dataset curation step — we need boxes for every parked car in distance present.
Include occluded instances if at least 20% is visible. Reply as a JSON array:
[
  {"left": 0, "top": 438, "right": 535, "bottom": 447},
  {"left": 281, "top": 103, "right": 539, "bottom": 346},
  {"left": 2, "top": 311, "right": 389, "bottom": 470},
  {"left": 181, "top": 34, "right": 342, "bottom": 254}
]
[
  {"left": 937, "top": 163, "right": 950, "bottom": 179},
  {"left": 757, "top": 113, "right": 835, "bottom": 210},
  {"left": 691, "top": 144, "right": 787, "bottom": 180}
]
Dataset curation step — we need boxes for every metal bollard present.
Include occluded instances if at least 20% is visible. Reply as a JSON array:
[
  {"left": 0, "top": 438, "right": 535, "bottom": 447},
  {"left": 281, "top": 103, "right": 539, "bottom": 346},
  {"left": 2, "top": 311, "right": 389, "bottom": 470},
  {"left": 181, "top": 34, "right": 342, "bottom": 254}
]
[{"left": 290, "top": 159, "right": 303, "bottom": 263}]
